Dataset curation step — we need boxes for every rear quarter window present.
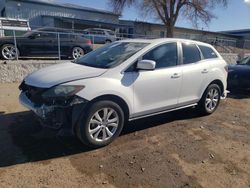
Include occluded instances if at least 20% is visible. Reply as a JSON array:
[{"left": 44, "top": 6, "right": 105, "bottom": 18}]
[{"left": 198, "top": 45, "right": 218, "bottom": 59}]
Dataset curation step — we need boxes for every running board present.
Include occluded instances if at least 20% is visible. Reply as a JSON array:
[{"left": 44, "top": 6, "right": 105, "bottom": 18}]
[{"left": 128, "top": 103, "right": 197, "bottom": 121}]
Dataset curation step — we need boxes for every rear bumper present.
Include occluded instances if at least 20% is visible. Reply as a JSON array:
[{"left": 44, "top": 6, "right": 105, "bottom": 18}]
[{"left": 221, "top": 90, "right": 229, "bottom": 99}]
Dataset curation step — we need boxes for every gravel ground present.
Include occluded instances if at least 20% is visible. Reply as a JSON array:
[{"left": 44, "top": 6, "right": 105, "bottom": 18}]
[{"left": 0, "top": 83, "right": 250, "bottom": 188}]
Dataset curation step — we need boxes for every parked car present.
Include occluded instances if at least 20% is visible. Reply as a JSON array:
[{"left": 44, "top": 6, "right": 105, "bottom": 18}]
[
  {"left": 227, "top": 56, "right": 250, "bottom": 92},
  {"left": 19, "top": 38, "right": 228, "bottom": 148},
  {"left": 83, "top": 28, "right": 117, "bottom": 44},
  {"left": 0, "top": 27, "right": 92, "bottom": 60}
]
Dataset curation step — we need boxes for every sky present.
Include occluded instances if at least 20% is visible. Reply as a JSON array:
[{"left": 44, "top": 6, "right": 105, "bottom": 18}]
[{"left": 59, "top": 0, "right": 250, "bottom": 32}]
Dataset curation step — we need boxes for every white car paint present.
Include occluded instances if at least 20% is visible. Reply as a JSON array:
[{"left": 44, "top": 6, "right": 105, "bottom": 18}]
[
  {"left": 21, "top": 38, "right": 227, "bottom": 121},
  {"left": 25, "top": 63, "right": 107, "bottom": 88}
]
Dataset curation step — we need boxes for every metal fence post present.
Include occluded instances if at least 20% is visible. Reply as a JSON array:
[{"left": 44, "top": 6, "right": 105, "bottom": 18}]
[
  {"left": 57, "top": 32, "right": 61, "bottom": 60},
  {"left": 13, "top": 30, "right": 19, "bottom": 62}
]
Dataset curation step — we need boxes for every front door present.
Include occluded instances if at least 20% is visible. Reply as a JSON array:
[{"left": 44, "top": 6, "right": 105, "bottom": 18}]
[
  {"left": 22, "top": 32, "right": 57, "bottom": 57},
  {"left": 132, "top": 42, "right": 182, "bottom": 118}
]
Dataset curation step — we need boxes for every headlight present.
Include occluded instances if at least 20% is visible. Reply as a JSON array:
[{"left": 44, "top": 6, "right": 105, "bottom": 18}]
[{"left": 42, "top": 85, "right": 85, "bottom": 98}]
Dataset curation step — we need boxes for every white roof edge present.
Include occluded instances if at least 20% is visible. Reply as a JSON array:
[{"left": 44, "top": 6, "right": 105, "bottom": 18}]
[{"left": 118, "top": 38, "right": 212, "bottom": 46}]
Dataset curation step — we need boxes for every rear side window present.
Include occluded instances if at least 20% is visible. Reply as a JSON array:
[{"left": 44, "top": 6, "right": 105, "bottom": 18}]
[
  {"left": 182, "top": 43, "right": 201, "bottom": 64},
  {"left": 198, "top": 45, "right": 218, "bottom": 59},
  {"left": 143, "top": 42, "right": 177, "bottom": 69}
]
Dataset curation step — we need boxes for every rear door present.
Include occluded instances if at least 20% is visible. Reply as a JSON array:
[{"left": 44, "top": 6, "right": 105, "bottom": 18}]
[{"left": 178, "top": 42, "right": 209, "bottom": 106}]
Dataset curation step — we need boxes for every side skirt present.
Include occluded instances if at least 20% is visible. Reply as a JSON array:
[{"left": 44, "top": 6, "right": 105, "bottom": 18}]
[{"left": 128, "top": 103, "right": 198, "bottom": 121}]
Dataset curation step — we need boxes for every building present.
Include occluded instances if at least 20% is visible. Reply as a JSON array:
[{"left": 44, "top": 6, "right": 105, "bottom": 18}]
[
  {"left": 119, "top": 20, "right": 241, "bottom": 46},
  {"left": 0, "top": 0, "right": 249, "bottom": 49},
  {"left": 223, "top": 29, "right": 250, "bottom": 40},
  {"left": 0, "top": 0, "right": 120, "bottom": 30}
]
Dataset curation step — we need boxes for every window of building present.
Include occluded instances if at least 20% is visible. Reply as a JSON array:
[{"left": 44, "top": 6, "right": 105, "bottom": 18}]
[
  {"left": 198, "top": 45, "right": 218, "bottom": 59},
  {"left": 1, "top": 8, "right": 6, "bottom": 17},
  {"left": 143, "top": 42, "right": 177, "bottom": 69},
  {"left": 182, "top": 43, "right": 201, "bottom": 64}
]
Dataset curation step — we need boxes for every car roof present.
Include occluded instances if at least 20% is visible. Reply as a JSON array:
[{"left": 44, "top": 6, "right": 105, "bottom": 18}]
[
  {"left": 35, "top": 27, "right": 73, "bottom": 33},
  {"left": 119, "top": 38, "right": 213, "bottom": 47},
  {"left": 84, "top": 28, "right": 113, "bottom": 31}
]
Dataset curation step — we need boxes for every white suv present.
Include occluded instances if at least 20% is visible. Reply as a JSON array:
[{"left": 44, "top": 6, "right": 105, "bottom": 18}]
[{"left": 19, "top": 38, "right": 228, "bottom": 148}]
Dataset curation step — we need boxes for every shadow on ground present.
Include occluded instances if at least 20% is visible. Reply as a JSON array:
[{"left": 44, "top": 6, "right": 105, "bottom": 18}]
[
  {"left": 227, "top": 90, "right": 250, "bottom": 99},
  {"left": 0, "top": 107, "right": 200, "bottom": 167}
]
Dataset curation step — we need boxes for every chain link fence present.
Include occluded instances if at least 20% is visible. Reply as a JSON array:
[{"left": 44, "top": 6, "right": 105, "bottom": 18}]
[{"left": 0, "top": 27, "right": 249, "bottom": 62}]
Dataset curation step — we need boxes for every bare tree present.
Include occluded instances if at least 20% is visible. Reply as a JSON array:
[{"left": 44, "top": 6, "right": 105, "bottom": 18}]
[{"left": 109, "top": 0, "right": 228, "bottom": 37}]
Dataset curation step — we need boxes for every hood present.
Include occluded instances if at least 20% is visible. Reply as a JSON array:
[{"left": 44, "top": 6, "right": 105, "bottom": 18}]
[{"left": 25, "top": 62, "right": 107, "bottom": 88}]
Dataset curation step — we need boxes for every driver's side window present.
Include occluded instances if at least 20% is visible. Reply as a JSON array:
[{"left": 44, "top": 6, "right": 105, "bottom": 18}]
[
  {"left": 142, "top": 42, "right": 178, "bottom": 69},
  {"left": 40, "top": 32, "right": 56, "bottom": 38}
]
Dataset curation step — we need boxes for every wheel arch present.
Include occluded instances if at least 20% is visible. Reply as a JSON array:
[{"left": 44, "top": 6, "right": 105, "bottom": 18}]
[
  {"left": 72, "top": 94, "right": 130, "bottom": 135},
  {"left": 209, "top": 79, "right": 224, "bottom": 95},
  {"left": 88, "top": 94, "right": 130, "bottom": 121},
  {"left": 201, "top": 79, "right": 224, "bottom": 99}
]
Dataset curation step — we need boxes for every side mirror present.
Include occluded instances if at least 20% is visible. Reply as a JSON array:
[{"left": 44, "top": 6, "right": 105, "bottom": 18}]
[{"left": 137, "top": 60, "right": 156, "bottom": 70}]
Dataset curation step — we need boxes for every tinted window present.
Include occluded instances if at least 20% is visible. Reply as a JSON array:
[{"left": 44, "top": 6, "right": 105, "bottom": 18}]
[
  {"left": 239, "top": 57, "right": 250, "bottom": 65},
  {"left": 107, "top": 30, "right": 115, "bottom": 35},
  {"left": 199, "top": 45, "right": 218, "bottom": 59},
  {"left": 93, "top": 30, "right": 105, "bottom": 35},
  {"left": 60, "top": 33, "right": 70, "bottom": 39},
  {"left": 143, "top": 43, "right": 177, "bottom": 69},
  {"left": 38, "top": 32, "right": 56, "bottom": 38},
  {"left": 182, "top": 43, "right": 201, "bottom": 64}
]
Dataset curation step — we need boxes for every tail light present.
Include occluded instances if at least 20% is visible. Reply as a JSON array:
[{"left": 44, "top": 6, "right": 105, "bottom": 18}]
[{"left": 86, "top": 39, "right": 92, "bottom": 45}]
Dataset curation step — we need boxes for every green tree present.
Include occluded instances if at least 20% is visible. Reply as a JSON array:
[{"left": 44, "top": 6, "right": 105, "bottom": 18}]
[{"left": 109, "top": 0, "right": 228, "bottom": 37}]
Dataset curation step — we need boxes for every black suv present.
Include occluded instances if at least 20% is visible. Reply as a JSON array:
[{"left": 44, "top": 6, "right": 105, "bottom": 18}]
[{"left": 0, "top": 28, "right": 92, "bottom": 60}]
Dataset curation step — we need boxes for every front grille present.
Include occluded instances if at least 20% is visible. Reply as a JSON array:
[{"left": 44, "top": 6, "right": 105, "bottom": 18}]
[{"left": 19, "top": 81, "right": 47, "bottom": 105}]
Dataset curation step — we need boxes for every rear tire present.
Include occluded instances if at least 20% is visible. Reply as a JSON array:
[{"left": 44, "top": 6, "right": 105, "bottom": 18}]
[
  {"left": 198, "top": 84, "right": 221, "bottom": 115},
  {"left": 1, "top": 44, "right": 19, "bottom": 60},
  {"left": 105, "top": 40, "right": 112, "bottom": 44},
  {"left": 72, "top": 47, "right": 85, "bottom": 59},
  {"left": 76, "top": 100, "right": 125, "bottom": 148}
]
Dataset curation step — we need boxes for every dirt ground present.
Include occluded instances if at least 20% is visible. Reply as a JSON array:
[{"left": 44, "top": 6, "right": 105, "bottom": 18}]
[{"left": 0, "top": 83, "right": 250, "bottom": 188}]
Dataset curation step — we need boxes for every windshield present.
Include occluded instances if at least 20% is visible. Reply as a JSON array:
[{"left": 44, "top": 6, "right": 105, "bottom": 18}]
[
  {"left": 23, "top": 31, "right": 33, "bottom": 37},
  {"left": 76, "top": 42, "right": 149, "bottom": 68},
  {"left": 239, "top": 57, "right": 250, "bottom": 65}
]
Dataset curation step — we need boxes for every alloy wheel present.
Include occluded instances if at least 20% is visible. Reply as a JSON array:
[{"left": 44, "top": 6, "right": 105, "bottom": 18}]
[
  {"left": 205, "top": 88, "right": 219, "bottom": 112},
  {"left": 2, "top": 45, "right": 18, "bottom": 60},
  {"left": 88, "top": 108, "right": 119, "bottom": 142},
  {"left": 72, "top": 47, "right": 84, "bottom": 59}
]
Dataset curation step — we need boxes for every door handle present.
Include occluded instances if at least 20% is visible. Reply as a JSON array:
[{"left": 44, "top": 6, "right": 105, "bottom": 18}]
[
  {"left": 201, "top": 69, "right": 209, "bottom": 73},
  {"left": 171, "top": 73, "right": 180, "bottom": 79}
]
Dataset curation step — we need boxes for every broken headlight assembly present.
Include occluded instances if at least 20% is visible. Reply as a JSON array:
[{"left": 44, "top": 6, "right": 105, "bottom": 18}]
[{"left": 41, "top": 85, "right": 86, "bottom": 106}]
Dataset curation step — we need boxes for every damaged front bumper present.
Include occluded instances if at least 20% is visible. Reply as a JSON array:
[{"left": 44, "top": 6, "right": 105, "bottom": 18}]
[{"left": 19, "top": 92, "right": 88, "bottom": 130}]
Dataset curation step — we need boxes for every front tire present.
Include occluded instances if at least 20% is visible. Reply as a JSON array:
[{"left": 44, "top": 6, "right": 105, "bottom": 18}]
[
  {"left": 76, "top": 100, "right": 125, "bottom": 148},
  {"left": 198, "top": 84, "right": 221, "bottom": 115}
]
